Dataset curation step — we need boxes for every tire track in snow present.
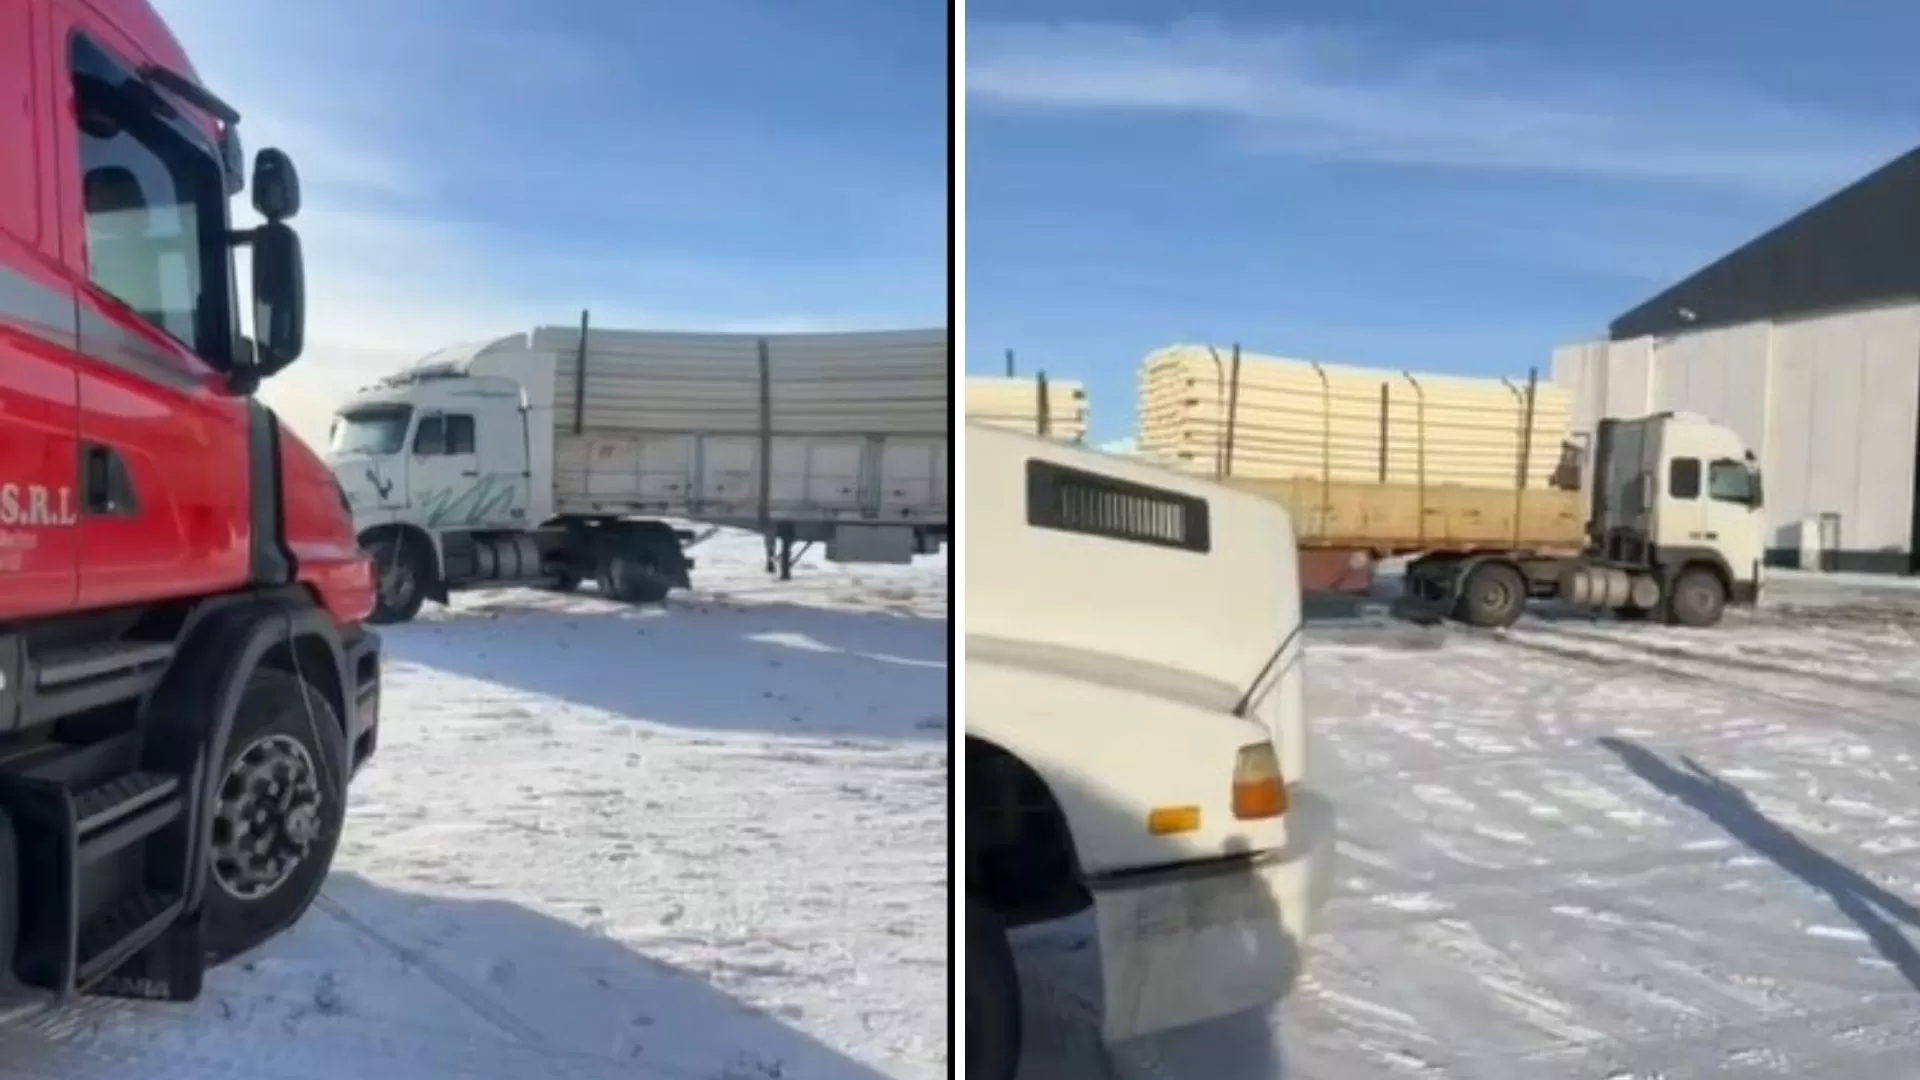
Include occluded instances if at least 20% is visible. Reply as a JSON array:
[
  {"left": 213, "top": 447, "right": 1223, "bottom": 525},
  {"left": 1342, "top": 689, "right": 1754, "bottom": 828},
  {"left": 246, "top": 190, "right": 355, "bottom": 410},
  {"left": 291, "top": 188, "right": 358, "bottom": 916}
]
[
  {"left": 312, "top": 893, "right": 555, "bottom": 1052},
  {"left": 1459, "top": 622, "right": 1920, "bottom": 741}
]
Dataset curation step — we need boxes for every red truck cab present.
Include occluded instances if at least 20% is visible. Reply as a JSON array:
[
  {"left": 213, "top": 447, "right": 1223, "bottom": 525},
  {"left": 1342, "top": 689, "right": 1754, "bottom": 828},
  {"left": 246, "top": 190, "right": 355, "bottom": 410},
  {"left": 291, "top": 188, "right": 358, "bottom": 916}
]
[{"left": 0, "top": 0, "right": 381, "bottom": 1005}]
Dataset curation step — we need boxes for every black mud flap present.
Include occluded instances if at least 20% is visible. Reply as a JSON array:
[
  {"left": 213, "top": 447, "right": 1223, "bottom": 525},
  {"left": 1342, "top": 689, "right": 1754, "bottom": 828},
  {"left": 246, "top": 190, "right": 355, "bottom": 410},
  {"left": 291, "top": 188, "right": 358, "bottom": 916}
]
[
  {"left": 89, "top": 914, "right": 205, "bottom": 1003},
  {"left": 1393, "top": 564, "right": 1460, "bottom": 625},
  {"left": 1389, "top": 593, "right": 1452, "bottom": 626}
]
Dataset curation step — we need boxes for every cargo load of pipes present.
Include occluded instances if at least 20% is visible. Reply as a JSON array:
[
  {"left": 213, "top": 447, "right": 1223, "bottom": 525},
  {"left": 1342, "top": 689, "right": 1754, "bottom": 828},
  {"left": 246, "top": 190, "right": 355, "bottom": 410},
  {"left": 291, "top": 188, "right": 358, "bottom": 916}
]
[
  {"left": 1137, "top": 344, "right": 1574, "bottom": 488},
  {"left": 964, "top": 375, "right": 1089, "bottom": 443}
]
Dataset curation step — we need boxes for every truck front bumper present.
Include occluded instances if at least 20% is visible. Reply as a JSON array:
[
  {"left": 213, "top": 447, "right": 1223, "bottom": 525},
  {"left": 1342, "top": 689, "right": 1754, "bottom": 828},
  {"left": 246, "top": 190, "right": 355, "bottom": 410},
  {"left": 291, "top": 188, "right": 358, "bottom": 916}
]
[{"left": 1089, "top": 784, "right": 1337, "bottom": 1043}]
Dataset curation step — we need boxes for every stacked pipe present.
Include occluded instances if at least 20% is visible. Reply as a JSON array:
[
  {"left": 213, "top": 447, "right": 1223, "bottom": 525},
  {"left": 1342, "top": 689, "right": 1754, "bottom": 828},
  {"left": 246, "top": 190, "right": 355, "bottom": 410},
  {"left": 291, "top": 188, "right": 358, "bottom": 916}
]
[
  {"left": 1136, "top": 344, "right": 1574, "bottom": 487},
  {"left": 964, "top": 375, "right": 1090, "bottom": 443}
]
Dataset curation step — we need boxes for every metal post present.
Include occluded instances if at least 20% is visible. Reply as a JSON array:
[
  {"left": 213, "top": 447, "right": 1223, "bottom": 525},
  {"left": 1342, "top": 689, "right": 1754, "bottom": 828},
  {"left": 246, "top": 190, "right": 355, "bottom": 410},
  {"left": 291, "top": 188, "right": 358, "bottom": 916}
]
[
  {"left": 571, "top": 308, "right": 590, "bottom": 436},
  {"left": 1206, "top": 346, "right": 1226, "bottom": 478},
  {"left": 1308, "top": 360, "right": 1332, "bottom": 536},
  {"left": 1514, "top": 367, "right": 1539, "bottom": 548},
  {"left": 1004, "top": 347, "right": 1015, "bottom": 377},
  {"left": 1378, "top": 382, "right": 1390, "bottom": 483},
  {"left": 1223, "top": 343, "right": 1243, "bottom": 478},
  {"left": 1402, "top": 371, "right": 1427, "bottom": 545},
  {"left": 757, "top": 337, "right": 775, "bottom": 575}
]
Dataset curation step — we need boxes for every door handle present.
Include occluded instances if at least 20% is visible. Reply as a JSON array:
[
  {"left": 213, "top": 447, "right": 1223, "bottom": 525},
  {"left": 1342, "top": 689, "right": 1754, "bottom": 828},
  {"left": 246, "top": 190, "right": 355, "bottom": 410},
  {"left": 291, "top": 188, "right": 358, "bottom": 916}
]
[
  {"left": 461, "top": 469, "right": 480, "bottom": 477},
  {"left": 81, "top": 444, "right": 136, "bottom": 516}
]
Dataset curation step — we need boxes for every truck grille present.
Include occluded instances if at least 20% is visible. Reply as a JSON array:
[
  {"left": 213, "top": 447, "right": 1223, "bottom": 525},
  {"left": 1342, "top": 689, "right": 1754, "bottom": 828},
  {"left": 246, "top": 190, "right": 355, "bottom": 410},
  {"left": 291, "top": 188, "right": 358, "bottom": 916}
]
[{"left": 1025, "top": 460, "right": 1211, "bottom": 553}]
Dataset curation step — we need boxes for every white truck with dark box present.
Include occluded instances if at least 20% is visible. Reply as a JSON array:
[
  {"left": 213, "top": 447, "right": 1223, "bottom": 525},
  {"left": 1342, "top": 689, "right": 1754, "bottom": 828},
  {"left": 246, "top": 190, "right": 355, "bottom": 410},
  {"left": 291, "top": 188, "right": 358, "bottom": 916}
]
[
  {"left": 326, "top": 319, "right": 949, "bottom": 623},
  {"left": 965, "top": 422, "right": 1335, "bottom": 1080},
  {"left": 1402, "top": 411, "right": 1765, "bottom": 628}
]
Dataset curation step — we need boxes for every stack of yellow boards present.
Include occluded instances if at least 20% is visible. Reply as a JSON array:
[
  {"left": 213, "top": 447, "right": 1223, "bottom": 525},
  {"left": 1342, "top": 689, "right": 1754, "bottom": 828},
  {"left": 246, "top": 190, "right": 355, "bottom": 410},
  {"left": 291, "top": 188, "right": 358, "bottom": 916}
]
[
  {"left": 1136, "top": 344, "right": 1585, "bottom": 556},
  {"left": 964, "top": 375, "right": 1089, "bottom": 443}
]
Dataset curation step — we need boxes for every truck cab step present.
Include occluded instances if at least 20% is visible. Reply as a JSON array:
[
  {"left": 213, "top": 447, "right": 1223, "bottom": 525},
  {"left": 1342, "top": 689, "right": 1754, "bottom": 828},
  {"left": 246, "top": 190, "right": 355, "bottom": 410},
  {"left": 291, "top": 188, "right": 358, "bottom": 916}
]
[
  {"left": 0, "top": 764, "right": 195, "bottom": 997},
  {"left": 76, "top": 890, "right": 184, "bottom": 990},
  {"left": 73, "top": 771, "right": 182, "bottom": 861}
]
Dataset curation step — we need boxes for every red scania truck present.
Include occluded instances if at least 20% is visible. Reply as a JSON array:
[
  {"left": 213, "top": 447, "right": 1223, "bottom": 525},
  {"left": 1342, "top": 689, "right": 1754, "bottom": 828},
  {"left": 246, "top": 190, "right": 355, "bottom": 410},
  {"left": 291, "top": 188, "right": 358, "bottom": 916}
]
[{"left": 0, "top": 0, "right": 381, "bottom": 1006}]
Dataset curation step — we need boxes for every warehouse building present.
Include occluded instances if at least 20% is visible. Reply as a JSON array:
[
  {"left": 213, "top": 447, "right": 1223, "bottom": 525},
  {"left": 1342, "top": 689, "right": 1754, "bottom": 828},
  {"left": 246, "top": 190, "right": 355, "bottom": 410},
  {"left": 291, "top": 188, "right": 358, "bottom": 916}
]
[{"left": 1553, "top": 146, "right": 1920, "bottom": 574}]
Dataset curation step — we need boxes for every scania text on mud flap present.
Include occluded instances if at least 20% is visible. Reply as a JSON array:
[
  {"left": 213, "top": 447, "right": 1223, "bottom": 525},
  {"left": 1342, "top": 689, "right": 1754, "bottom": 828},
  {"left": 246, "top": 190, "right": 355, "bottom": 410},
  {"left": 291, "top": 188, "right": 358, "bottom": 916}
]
[{"left": 0, "top": 0, "right": 381, "bottom": 1007}]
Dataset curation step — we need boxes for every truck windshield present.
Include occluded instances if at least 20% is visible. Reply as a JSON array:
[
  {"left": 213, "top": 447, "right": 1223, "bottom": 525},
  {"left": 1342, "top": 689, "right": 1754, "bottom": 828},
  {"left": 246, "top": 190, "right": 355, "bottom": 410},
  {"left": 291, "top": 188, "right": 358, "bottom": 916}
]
[
  {"left": 330, "top": 407, "right": 414, "bottom": 456},
  {"left": 1708, "top": 459, "right": 1763, "bottom": 507}
]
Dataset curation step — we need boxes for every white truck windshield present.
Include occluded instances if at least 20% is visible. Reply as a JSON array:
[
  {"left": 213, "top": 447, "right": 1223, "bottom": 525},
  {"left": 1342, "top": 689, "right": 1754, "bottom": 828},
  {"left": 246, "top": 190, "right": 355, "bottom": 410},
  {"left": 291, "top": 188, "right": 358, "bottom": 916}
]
[{"left": 330, "top": 406, "right": 413, "bottom": 456}]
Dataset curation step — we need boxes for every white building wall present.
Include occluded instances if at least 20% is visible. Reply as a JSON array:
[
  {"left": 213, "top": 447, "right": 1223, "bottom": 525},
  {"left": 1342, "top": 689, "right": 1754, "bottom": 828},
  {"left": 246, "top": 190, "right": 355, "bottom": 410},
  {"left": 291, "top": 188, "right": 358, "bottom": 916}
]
[
  {"left": 1766, "top": 304, "right": 1920, "bottom": 557},
  {"left": 1550, "top": 342, "right": 1607, "bottom": 435},
  {"left": 1556, "top": 301, "right": 1920, "bottom": 564},
  {"left": 1603, "top": 337, "right": 1655, "bottom": 418}
]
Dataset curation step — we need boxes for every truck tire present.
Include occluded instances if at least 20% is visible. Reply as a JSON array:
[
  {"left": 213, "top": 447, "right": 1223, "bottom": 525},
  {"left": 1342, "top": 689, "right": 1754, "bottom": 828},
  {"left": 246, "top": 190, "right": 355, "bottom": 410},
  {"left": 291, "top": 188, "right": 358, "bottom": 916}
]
[
  {"left": 1667, "top": 567, "right": 1728, "bottom": 628},
  {"left": 598, "top": 526, "right": 684, "bottom": 605},
  {"left": 599, "top": 551, "right": 672, "bottom": 604},
  {"left": 365, "top": 535, "right": 428, "bottom": 625},
  {"left": 202, "top": 669, "right": 348, "bottom": 966},
  {"left": 542, "top": 568, "right": 583, "bottom": 594},
  {"left": 1457, "top": 562, "right": 1527, "bottom": 629},
  {"left": 967, "top": 896, "right": 1021, "bottom": 1080}
]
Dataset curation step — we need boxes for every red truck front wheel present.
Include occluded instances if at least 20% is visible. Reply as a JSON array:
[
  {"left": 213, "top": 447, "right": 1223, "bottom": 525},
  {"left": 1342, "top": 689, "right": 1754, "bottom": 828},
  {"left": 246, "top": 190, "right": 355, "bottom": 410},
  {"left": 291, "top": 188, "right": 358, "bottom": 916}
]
[{"left": 201, "top": 669, "right": 348, "bottom": 965}]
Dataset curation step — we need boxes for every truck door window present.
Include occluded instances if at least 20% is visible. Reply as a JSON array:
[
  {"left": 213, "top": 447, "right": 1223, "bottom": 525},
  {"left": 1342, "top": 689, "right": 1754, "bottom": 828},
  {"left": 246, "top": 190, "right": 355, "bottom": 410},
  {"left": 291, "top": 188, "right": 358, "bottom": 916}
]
[
  {"left": 69, "top": 36, "right": 231, "bottom": 367},
  {"left": 1708, "top": 459, "right": 1759, "bottom": 506},
  {"left": 1667, "top": 458, "right": 1702, "bottom": 500},
  {"left": 414, "top": 416, "right": 445, "bottom": 456},
  {"left": 445, "top": 415, "right": 475, "bottom": 454},
  {"left": 414, "top": 414, "right": 474, "bottom": 456}
]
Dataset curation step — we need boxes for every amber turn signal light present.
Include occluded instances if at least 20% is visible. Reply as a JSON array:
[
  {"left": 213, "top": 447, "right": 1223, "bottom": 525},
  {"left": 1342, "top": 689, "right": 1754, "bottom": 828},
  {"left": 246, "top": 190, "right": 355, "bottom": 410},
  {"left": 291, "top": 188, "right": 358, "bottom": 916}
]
[{"left": 1232, "top": 742, "right": 1288, "bottom": 820}]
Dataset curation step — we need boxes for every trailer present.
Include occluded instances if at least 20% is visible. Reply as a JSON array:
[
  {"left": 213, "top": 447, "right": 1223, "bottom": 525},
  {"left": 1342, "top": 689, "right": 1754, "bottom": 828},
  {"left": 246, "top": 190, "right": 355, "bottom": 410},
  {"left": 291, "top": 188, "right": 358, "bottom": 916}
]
[
  {"left": 1136, "top": 344, "right": 1582, "bottom": 592},
  {"left": 327, "top": 318, "right": 950, "bottom": 623}
]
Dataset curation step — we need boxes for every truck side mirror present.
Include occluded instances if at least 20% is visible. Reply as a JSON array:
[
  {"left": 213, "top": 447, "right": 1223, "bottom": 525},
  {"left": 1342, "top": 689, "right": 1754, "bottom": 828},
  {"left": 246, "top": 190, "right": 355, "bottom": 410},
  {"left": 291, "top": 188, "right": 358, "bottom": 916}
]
[
  {"left": 252, "top": 148, "right": 301, "bottom": 222},
  {"left": 251, "top": 221, "right": 305, "bottom": 374}
]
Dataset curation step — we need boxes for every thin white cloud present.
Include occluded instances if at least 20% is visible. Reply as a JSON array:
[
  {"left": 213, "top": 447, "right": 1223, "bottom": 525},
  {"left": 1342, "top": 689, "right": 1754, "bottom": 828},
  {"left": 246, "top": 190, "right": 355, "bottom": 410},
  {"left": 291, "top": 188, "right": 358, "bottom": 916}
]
[{"left": 968, "top": 19, "right": 1916, "bottom": 197}]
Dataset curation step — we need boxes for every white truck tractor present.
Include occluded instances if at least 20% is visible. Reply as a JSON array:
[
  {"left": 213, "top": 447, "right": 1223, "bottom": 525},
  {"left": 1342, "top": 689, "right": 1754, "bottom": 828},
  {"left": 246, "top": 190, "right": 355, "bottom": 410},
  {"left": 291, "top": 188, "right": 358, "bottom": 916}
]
[
  {"left": 326, "top": 321, "right": 949, "bottom": 623},
  {"left": 1404, "top": 411, "right": 1766, "bottom": 629},
  {"left": 965, "top": 423, "right": 1336, "bottom": 1079}
]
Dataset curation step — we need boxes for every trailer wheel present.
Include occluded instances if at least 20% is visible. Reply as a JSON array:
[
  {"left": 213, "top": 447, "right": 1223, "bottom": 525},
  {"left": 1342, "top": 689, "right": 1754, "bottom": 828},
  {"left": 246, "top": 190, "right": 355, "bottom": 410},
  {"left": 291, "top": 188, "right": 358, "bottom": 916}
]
[
  {"left": 967, "top": 896, "right": 1022, "bottom": 1080},
  {"left": 365, "top": 535, "right": 428, "bottom": 624},
  {"left": 202, "top": 669, "right": 348, "bottom": 966},
  {"left": 1667, "top": 567, "right": 1728, "bottom": 628},
  {"left": 1458, "top": 562, "right": 1527, "bottom": 628},
  {"left": 600, "top": 550, "right": 672, "bottom": 604}
]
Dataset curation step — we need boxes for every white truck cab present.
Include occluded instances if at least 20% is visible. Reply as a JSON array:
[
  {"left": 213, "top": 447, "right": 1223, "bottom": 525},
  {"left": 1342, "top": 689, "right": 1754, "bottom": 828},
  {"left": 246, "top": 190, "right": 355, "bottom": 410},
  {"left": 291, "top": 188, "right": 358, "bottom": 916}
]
[
  {"left": 1408, "top": 410, "right": 1767, "bottom": 629},
  {"left": 964, "top": 423, "right": 1335, "bottom": 1079},
  {"left": 1589, "top": 410, "right": 1766, "bottom": 594},
  {"left": 330, "top": 352, "right": 544, "bottom": 537}
]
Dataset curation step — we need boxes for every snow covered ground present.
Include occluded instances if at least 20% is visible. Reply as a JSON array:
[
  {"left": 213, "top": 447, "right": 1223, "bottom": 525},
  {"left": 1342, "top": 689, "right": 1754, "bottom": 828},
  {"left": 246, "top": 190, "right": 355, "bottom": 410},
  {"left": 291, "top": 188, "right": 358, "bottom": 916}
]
[
  {"left": 1019, "top": 571, "right": 1920, "bottom": 1079},
  {"left": 0, "top": 532, "right": 950, "bottom": 1080}
]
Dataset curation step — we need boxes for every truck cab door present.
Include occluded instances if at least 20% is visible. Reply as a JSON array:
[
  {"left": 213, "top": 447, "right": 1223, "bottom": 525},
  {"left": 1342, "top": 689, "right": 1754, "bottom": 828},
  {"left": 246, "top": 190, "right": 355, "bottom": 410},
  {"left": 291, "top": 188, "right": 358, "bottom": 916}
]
[
  {"left": 0, "top": 302, "right": 83, "bottom": 619},
  {"left": 0, "top": 0, "right": 82, "bottom": 618},
  {"left": 411, "top": 411, "right": 489, "bottom": 528},
  {"left": 1657, "top": 456, "right": 1709, "bottom": 550},
  {"left": 1704, "top": 457, "right": 1765, "bottom": 580},
  {"left": 473, "top": 400, "right": 531, "bottom": 529}
]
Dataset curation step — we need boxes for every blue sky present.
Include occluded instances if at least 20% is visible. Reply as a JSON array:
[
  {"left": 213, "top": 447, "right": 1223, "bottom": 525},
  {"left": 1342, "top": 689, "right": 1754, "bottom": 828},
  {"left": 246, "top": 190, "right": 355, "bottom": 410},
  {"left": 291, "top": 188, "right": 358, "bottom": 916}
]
[
  {"left": 965, "top": 0, "right": 1920, "bottom": 444},
  {"left": 153, "top": 0, "right": 948, "bottom": 442}
]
